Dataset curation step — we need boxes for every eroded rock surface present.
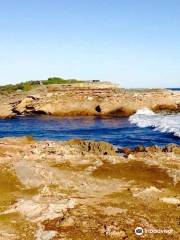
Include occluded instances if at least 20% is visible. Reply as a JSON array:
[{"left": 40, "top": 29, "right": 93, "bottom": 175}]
[
  {"left": 0, "top": 83, "right": 180, "bottom": 118},
  {"left": 0, "top": 137, "right": 179, "bottom": 239}
]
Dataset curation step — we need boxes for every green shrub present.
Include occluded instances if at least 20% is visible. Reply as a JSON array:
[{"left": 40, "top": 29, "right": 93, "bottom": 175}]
[
  {"left": 0, "top": 77, "right": 83, "bottom": 93},
  {"left": 42, "top": 77, "right": 82, "bottom": 85}
]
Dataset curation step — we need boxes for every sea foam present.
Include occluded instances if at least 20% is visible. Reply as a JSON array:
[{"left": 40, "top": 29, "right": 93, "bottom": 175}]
[{"left": 129, "top": 108, "right": 180, "bottom": 138}]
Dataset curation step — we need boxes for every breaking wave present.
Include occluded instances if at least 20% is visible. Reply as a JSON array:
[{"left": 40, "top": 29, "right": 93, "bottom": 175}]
[{"left": 129, "top": 108, "right": 180, "bottom": 138}]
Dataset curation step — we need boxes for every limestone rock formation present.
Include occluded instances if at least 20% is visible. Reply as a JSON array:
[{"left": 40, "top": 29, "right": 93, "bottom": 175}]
[
  {"left": 0, "top": 137, "right": 179, "bottom": 239},
  {"left": 0, "top": 83, "right": 180, "bottom": 118},
  {"left": 0, "top": 104, "right": 15, "bottom": 118}
]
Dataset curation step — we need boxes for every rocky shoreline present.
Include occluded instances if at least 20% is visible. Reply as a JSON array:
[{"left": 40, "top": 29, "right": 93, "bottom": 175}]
[
  {"left": 0, "top": 83, "right": 180, "bottom": 118},
  {"left": 0, "top": 137, "right": 179, "bottom": 239}
]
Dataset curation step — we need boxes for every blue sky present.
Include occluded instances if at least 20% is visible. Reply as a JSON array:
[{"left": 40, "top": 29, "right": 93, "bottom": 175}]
[{"left": 0, "top": 0, "right": 180, "bottom": 87}]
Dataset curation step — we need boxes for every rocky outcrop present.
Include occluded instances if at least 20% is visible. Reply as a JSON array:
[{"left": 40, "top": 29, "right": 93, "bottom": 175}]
[
  {"left": 0, "top": 137, "right": 179, "bottom": 239},
  {"left": 118, "top": 143, "right": 180, "bottom": 156},
  {"left": 0, "top": 84, "right": 180, "bottom": 118},
  {"left": 153, "top": 103, "right": 180, "bottom": 113},
  {"left": 67, "top": 139, "right": 117, "bottom": 155},
  {"left": 0, "top": 104, "right": 15, "bottom": 118}
]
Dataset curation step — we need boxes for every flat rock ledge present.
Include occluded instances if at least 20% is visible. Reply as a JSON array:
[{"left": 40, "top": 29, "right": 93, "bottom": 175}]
[{"left": 0, "top": 137, "right": 179, "bottom": 239}]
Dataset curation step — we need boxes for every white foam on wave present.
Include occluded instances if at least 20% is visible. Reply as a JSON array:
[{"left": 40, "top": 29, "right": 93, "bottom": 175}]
[{"left": 129, "top": 108, "right": 180, "bottom": 138}]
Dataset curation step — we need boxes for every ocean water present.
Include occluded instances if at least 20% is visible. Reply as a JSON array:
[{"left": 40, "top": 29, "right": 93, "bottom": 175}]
[
  {"left": 0, "top": 112, "right": 179, "bottom": 148},
  {"left": 167, "top": 88, "right": 180, "bottom": 91},
  {"left": 129, "top": 108, "right": 180, "bottom": 138}
]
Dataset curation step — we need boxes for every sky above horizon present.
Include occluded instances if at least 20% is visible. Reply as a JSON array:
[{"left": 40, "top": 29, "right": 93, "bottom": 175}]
[{"left": 0, "top": 0, "right": 180, "bottom": 88}]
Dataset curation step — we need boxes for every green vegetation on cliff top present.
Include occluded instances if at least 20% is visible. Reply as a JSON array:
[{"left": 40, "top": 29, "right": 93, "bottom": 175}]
[{"left": 0, "top": 77, "right": 83, "bottom": 93}]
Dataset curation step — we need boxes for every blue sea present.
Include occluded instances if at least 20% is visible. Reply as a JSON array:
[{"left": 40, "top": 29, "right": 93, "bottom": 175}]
[
  {"left": 167, "top": 88, "right": 180, "bottom": 91},
  {"left": 0, "top": 109, "right": 179, "bottom": 148}
]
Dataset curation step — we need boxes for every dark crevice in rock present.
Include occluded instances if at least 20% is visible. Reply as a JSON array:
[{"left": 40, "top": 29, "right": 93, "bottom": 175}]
[
  {"left": 11, "top": 108, "right": 21, "bottom": 115},
  {"left": 95, "top": 105, "right": 101, "bottom": 113},
  {"left": 12, "top": 105, "right": 47, "bottom": 116},
  {"left": 31, "top": 110, "right": 47, "bottom": 115},
  {"left": 26, "top": 95, "right": 39, "bottom": 100}
]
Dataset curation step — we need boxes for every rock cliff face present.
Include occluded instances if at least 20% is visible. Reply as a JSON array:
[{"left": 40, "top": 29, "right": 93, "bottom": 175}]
[
  {"left": 0, "top": 83, "right": 180, "bottom": 118},
  {"left": 0, "top": 137, "right": 179, "bottom": 239}
]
